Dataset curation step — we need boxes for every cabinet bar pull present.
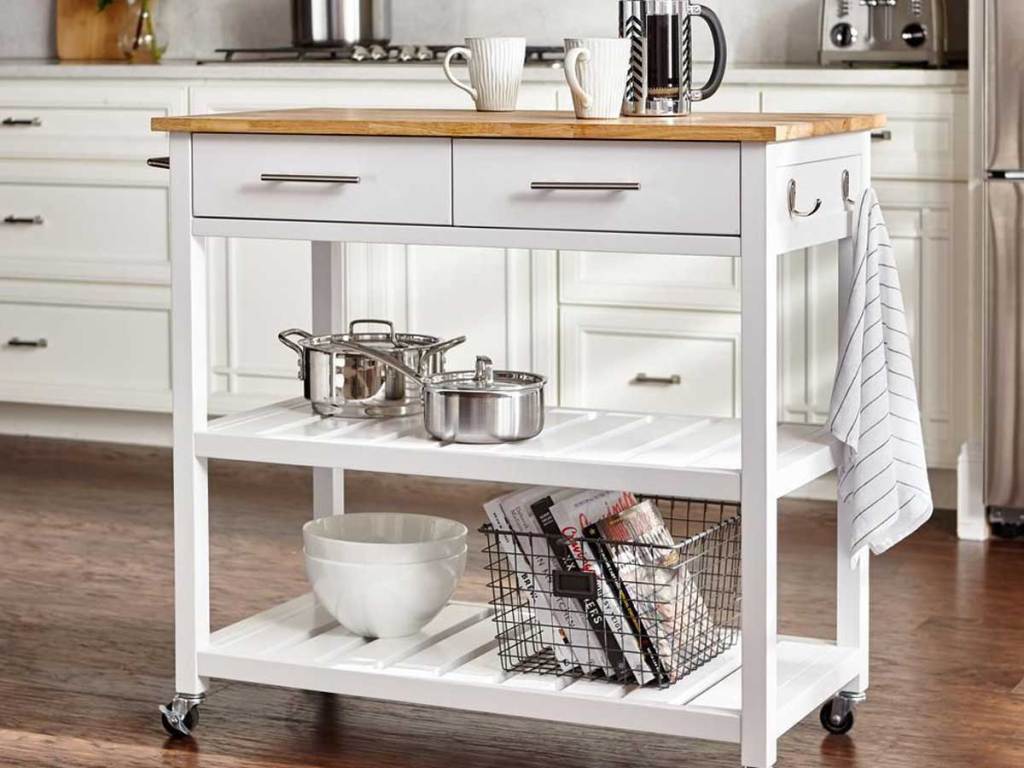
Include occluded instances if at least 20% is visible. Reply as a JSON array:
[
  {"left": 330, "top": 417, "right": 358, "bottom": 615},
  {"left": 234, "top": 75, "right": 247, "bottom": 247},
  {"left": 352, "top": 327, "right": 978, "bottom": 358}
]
[
  {"left": 147, "top": 156, "right": 170, "bottom": 169},
  {"left": 870, "top": 129, "right": 892, "bottom": 141},
  {"left": 6, "top": 337, "right": 48, "bottom": 348},
  {"left": 787, "top": 179, "right": 822, "bottom": 218},
  {"left": 2, "top": 117, "right": 41, "bottom": 127},
  {"left": 633, "top": 373, "right": 682, "bottom": 385},
  {"left": 260, "top": 173, "right": 361, "bottom": 184},
  {"left": 3, "top": 215, "right": 43, "bottom": 225},
  {"left": 531, "top": 181, "right": 641, "bottom": 191}
]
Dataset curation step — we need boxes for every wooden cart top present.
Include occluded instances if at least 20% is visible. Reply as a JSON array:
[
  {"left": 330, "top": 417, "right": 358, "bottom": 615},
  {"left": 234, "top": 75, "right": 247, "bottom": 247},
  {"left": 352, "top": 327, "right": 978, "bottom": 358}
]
[{"left": 151, "top": 108, "right": 886, "bottom": 143}]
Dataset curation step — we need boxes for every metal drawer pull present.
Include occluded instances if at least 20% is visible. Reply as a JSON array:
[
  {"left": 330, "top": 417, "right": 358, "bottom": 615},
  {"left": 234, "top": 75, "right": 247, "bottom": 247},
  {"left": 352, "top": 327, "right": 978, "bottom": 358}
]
[
  {"left": 260, "top": 173, "right": 361, "bottom": 184},
  {"left": 3, "top": 215, "right": 43, "bottom": 225},
  {"left": 147, "top": 156, "right": 170, "bottom": 169},
  {"left": 633, "top": 373, "right": 682, "bottom": 385},
  {"left": 530, "top": 181, "right": 641, "bottom": 191},
  {"left": 842, "top": 169, "right": 856, "bottom": 207},
  {"left": 6, "top": 337, "right": 48, "bottom": 348},
  {"left": 787, "top": 179, "right": 822, "bottom": 218},
  {"left": 2, "top": 117, "right": 41, "bottom": 127},
  {"left": 871, "top": 129, "right": 892, "bottom": 141}
]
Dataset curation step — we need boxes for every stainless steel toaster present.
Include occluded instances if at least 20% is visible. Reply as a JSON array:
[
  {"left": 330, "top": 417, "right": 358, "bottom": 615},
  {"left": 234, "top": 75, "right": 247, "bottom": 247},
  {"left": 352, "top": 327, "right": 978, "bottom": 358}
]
[{"left": 819, "top": 0, "right": 967, "bottom": 67}]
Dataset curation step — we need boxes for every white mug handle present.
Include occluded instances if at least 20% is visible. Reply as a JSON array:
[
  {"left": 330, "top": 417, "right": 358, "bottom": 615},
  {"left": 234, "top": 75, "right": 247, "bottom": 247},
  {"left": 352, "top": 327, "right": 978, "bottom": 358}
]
[
  {"left": 564, "top": 47, "right": 592, "bottom": 109},
  {"left": 442, "top": 47, "right": 478, "bottom": 103}
]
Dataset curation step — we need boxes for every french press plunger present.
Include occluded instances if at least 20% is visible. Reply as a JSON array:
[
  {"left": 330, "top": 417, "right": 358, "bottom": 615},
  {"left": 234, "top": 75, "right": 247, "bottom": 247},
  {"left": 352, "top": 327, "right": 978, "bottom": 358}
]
[{"left": 619, "top": 0, "right": 728, "bottom": 116}]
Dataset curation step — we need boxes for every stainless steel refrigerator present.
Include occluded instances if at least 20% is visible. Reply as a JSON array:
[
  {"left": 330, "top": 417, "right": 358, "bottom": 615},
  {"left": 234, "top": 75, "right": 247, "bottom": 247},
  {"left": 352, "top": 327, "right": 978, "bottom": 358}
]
[{"left": 984, "top": 1, "right": 1024, "bottom": 510}]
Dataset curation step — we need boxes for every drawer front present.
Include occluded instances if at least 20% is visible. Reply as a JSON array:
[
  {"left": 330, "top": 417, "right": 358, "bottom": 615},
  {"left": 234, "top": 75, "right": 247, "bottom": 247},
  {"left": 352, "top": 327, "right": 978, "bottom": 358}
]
[
  {"left": 0, "top": 183, "right": 167, "bottom": 264},
  {"left": 560, "top": 306, "right": 740, "bottom": 418},
  {"left": 453, "top": 139, "right": 740, "bottom": 235},
  {"left": 0, "top": 302, "right": 170, "bottom": 402},
  {"left": 193, "top": 134, "right": 452, "bottom": 225},
  {"left": 774, "top": 155, "right": 864, "bottom": 253}
]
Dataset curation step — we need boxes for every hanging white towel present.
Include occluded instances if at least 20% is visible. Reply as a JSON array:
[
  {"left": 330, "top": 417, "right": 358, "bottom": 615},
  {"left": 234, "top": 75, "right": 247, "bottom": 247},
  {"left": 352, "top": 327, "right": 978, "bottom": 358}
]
[{"left": 829, "top": 189, "right": 933, "bottom": 559}]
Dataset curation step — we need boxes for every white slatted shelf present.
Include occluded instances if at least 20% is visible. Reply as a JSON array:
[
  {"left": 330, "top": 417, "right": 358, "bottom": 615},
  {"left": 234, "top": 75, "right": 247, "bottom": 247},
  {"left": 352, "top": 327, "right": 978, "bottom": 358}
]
[
  {"left": 198, "top": 595, "right": 859, "bottom": 744},
  {"left": 196, "top": 401, "right": 836, "bottom": 501}
]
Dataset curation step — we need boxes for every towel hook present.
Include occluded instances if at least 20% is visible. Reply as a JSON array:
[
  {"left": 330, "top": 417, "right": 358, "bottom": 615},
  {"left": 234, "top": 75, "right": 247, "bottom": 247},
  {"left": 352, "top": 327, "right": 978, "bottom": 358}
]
[
  {"left": 788, "top": 178, "right": 822, "bottom": 218},
  {"left": 842, "top": 169, "right": 856, "bottom": 208}
]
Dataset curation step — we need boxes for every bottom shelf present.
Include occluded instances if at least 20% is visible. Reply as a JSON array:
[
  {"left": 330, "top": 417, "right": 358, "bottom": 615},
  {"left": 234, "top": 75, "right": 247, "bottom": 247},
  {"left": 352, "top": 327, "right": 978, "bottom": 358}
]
[{"left": 198, "top": 594, "right": 861, "bottom": 743}]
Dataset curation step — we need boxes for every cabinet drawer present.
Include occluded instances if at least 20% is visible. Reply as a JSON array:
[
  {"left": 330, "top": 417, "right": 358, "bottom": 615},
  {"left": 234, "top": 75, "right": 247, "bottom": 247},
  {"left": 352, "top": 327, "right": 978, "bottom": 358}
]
[
  {"left": 193, "top": 134, "right": 452, "bottom": 225},
  {"left": 0, "top": 302, "right": 171, "bottom": 406},
  {"left": 560, "top": 306, "right": 740, "bottom": 418},
  {"left": 0, "top": 183, "right": 167, "bottom": 264},
  {"left": 774, "top": 155, "right": 864, "bottom": 252},
  {"left": 453, "top": 139, "right": 740, "bottom": 235}
]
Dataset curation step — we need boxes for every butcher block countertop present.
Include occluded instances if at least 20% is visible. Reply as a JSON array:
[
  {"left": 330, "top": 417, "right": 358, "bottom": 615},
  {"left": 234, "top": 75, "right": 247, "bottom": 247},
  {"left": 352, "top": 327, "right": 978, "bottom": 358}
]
[{"left": 151, "top": 108, "right": 886, "bottom": 142}]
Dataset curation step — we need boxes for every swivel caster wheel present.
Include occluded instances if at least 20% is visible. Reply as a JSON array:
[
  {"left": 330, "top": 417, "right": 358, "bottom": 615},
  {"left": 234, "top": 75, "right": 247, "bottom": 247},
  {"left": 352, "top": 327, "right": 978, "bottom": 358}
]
[
  {"left": 159, "top": 694, "right": 203, "bottom": 738},
  {"left": 819, "top": 692, "right": 863, "bottom": 735}
]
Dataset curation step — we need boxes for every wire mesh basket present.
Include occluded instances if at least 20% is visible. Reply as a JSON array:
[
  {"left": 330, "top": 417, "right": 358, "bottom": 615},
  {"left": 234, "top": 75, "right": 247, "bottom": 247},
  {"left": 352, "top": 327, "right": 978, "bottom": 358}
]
[{"left": 481, "top": 496, "right": 741, "bottom": 688}]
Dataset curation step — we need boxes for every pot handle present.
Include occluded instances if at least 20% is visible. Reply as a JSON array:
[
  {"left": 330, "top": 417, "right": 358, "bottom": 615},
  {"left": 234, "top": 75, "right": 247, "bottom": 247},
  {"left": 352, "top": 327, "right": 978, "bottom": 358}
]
[
  {"left": 419, "top": 334, "right": 468, "bottom": 361},
  {"left": 278, "top": 328, "right": 313, "bottom": 355},
  {"left": 348, "top": 319, "right": 397, "bottom": 344},
  {"left": 332, "top": 339, "right": 426, "bottom": 384}
]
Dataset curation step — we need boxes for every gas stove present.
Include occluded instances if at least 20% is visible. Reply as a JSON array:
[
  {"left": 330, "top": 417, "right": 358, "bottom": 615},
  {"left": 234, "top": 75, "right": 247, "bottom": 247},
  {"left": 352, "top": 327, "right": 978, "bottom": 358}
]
[{"left": 198, "top": 45, "right": 565, "bottom": 66}]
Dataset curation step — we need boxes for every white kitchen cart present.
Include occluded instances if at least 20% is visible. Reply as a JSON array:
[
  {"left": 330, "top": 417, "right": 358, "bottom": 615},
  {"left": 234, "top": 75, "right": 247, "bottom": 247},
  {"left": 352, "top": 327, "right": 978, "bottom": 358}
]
[{"left": 153, "top": 109, "right": 884, "bottom": 768}]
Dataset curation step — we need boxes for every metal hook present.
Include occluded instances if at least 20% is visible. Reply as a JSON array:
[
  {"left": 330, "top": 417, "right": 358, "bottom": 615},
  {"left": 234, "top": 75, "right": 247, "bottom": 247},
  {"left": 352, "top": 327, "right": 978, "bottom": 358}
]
[
  {"left": 842, "top": 169, "right": 856, "bottom": 208},
  {"left": 788, "top": 179, "right": 822, "bottom": 218}
]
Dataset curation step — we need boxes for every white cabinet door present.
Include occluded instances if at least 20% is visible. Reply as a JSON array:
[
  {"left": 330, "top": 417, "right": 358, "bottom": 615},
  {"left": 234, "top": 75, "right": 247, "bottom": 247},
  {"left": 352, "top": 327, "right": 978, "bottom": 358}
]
[{"left": 778, "top": 179, "right": 960, "bottom": 468}]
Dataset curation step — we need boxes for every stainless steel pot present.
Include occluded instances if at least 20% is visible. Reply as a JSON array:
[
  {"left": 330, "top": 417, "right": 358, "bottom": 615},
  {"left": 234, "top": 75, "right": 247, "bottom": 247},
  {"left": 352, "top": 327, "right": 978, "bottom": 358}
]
[
  {"left": 278, "top": 320, "right": 465, "bottom": 418},
  {"left": 291, "top": 0, "right": 392, "bottom": 47},
  {"left": 337, "top": 342, "right": 546, "bottom": 444}
]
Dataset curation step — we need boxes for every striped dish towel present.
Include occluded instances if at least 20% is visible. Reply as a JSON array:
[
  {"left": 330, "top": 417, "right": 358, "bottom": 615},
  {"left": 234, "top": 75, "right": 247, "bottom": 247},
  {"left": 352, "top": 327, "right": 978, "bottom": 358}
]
[{"left": 829, "top": 189, "right": 933, "bottom": 559}]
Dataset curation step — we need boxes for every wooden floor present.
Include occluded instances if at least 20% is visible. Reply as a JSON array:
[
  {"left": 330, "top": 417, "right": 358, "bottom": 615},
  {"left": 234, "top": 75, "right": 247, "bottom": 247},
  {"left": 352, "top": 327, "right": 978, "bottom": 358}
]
[{"left": 0, "top": 436, "right": 1021, "bottom": 768}]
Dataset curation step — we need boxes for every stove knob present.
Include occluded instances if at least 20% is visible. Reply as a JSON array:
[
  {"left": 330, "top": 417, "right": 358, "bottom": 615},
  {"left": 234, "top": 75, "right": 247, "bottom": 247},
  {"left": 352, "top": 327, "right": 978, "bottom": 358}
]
[
  {"left": 351, "top": 45, "right": 369, "bottom": 62},
  {"left": 901, "top": 22, "right": 928, "bottom": 48},
  {"left": 369, "top": 44, "right": 388, "bottom": 61},
  {"left": 398, "top": 45, "right": 415, "bottom": 62},
  {"left": 830, "top": 22, "right": 858, "bottom": 48},
  {"left": 415, "top": 46, "right": 433, "bottom": 61}
]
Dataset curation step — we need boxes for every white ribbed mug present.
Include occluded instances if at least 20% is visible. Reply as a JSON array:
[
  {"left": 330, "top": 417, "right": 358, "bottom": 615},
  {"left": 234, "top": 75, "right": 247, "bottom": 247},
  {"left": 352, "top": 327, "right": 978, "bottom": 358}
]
[
  {"left": 563, "top": 37, "right": 632, "bottom": 119},
  {"left": 442, "top": 37, "right": 526, "bottom": 112}
]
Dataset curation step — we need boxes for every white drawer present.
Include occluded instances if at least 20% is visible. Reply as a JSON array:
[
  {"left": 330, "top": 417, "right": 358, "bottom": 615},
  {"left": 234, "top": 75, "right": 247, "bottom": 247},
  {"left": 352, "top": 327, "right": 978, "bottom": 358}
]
[
  {"left": 774, "top": 154, "right": 865, "bottom": 253},
  {"left": 453, "top": 139, "right": 740, "bottom": 235},
  {"left": 0, "top": 301, "right": 171, "bottom": 407},
  {"left": 560, "top": 306, "right": 740, "bottom": 418},
  {"left": 192, "top": 134, "right": 452, "bottom": 225},
  {"left": 0, "top": 183, "right": 167, "bottom": 264}
]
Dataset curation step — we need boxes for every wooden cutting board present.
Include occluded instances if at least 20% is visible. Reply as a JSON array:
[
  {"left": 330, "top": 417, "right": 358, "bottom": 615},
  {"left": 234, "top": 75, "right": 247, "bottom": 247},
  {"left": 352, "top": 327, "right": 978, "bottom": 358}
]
[{"left": 56, "top": 0, "right": 135, "bottom": 61}]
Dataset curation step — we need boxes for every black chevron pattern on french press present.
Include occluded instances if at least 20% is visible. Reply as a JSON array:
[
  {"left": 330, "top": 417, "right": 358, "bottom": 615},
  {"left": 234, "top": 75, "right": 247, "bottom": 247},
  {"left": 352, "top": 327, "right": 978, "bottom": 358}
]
[
  {"left": 680, "top": 12, "right": 692, "bottom": 94},
  {"left": 624, "top": 14, "right": 645, "bottom": 101}
]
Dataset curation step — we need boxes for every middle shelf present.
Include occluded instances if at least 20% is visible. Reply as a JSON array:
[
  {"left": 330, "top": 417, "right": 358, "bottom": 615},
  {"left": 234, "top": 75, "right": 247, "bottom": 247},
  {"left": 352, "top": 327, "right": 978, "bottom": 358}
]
[{"left": 196, "top": 400, "right": 835, "bottom": 500}]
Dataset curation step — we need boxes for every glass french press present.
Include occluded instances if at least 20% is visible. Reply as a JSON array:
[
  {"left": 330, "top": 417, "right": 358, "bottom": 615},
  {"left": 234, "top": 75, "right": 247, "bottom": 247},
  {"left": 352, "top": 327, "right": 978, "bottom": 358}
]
[{"left": 619, "top": 0, "right": 728, "bottom": 116}]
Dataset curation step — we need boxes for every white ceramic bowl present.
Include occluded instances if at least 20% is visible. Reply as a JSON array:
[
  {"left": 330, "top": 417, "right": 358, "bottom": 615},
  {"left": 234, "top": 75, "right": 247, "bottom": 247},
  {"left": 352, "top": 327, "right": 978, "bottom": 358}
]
[
  {"left": 302, "top": 512, "right": 468, "bottom": 564},
  {"left": 304, "top": 546, "right": 467, "bottom": 638}
]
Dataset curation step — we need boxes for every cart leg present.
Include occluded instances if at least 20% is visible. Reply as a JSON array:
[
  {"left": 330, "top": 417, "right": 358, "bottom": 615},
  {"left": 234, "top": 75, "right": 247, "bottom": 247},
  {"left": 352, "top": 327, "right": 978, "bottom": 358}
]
[
  {"left": 836, "top": 234, "right": 870, "bottom": 694},
  {"left": 312, "top": 241, "right": 346, "bottom": 519},
  {"left": 740, "top": 143, "right": 778, "bottom": 768},
  {"left": 170, "top": 132, "right": 210, "bottom": 697}
]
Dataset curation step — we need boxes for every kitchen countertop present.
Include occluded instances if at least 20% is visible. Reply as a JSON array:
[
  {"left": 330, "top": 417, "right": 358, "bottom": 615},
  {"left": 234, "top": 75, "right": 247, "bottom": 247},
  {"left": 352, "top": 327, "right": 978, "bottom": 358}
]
[
  {"left": 0, "top": 58, "right": 969, "bottom": 87},
  {"left": 152, "top": 107, "right": 887, "bottom": 142}
]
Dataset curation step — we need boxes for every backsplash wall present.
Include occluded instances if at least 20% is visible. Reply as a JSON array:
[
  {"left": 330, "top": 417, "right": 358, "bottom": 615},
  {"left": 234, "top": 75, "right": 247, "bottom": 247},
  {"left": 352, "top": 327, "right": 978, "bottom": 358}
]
[{"left": 0, "top": 0, "right": 821, "bottom": 65}]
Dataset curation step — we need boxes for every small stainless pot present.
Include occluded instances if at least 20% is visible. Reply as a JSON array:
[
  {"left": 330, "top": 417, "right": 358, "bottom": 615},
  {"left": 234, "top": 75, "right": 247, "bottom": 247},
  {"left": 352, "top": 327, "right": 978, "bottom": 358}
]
[
  {"left": 337, "top": 341, "right": 546, "bottom": 444},
  {"left": 278, "top": 320, "right": 465, "bottom": 418},
  {"left": 291, "top": 0, "right": 392, "bottom": 47}
]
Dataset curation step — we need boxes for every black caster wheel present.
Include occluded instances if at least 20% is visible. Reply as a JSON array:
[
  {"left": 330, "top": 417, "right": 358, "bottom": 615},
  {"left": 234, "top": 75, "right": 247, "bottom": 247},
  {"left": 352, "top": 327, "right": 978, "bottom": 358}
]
[
  {"left": 819, "top": 699, "right": 854, "bottom": 735},
  {"left": 160, "top": 699, "right": 200, "bottom": 738}
]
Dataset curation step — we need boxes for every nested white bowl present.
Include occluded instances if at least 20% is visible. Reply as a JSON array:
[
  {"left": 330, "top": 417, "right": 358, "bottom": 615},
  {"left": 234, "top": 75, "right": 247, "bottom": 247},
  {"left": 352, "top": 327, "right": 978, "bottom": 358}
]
[
  {"left": 302, "top": 512, "right": 468, "bottom": 564},
  {"left": 304, "top": 546, "right": 467, "bottom": 638}
]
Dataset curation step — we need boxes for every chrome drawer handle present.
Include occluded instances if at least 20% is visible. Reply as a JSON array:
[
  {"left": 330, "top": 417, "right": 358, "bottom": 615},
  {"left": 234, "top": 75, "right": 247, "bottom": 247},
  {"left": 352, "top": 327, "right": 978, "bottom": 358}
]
[
  {"left": 3, "top": 215, "right": 43, "bottom": 225},
  {"left": 2, "top": 117, "right": 41, "bottom": 127},
  {"left": 788, "top": 179, "right": 822, "bottom": 218},
  {"left": 871, "top": 130, "right": 892, "bottom": 141},
  {"left": 6, "top": 337, "right": 48, "bottom": 348},
  {"left": 530, "top": 182, "right": 642, "bottom": 191},
  {"left": 260, "top": 173, "right": 361, "bottom": 184},
  {"left": 147, "top": 156, "right": 170, "bottom": 169},
  {"left": 633, "top": 373, "right": 682, "bottom": 385}
]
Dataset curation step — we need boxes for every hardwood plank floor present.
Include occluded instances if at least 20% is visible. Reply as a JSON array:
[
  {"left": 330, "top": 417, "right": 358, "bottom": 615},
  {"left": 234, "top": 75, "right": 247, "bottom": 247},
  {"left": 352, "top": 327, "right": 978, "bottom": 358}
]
[{"left": 0, "top": 435, "right": 1021, "bottom": 767}]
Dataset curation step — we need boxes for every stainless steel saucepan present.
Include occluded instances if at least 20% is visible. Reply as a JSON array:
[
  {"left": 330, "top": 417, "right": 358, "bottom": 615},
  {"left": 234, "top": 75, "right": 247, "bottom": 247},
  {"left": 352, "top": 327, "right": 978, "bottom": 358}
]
[
  {"left": 278, "top": 320, "right": 465, "bottom": 418},
  {"left": 337, "top": 341, "right": 546, "bottom": 444},
  {"left": 291, "top": 0, "right": 392, "bottom": 47}
]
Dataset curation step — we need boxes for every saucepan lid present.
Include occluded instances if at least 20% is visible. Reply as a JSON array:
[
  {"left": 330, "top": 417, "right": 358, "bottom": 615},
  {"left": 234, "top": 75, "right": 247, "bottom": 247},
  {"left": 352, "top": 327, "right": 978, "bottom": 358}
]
[{"left": 424, "top": 356, "right": 546, "bottom": 393}]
